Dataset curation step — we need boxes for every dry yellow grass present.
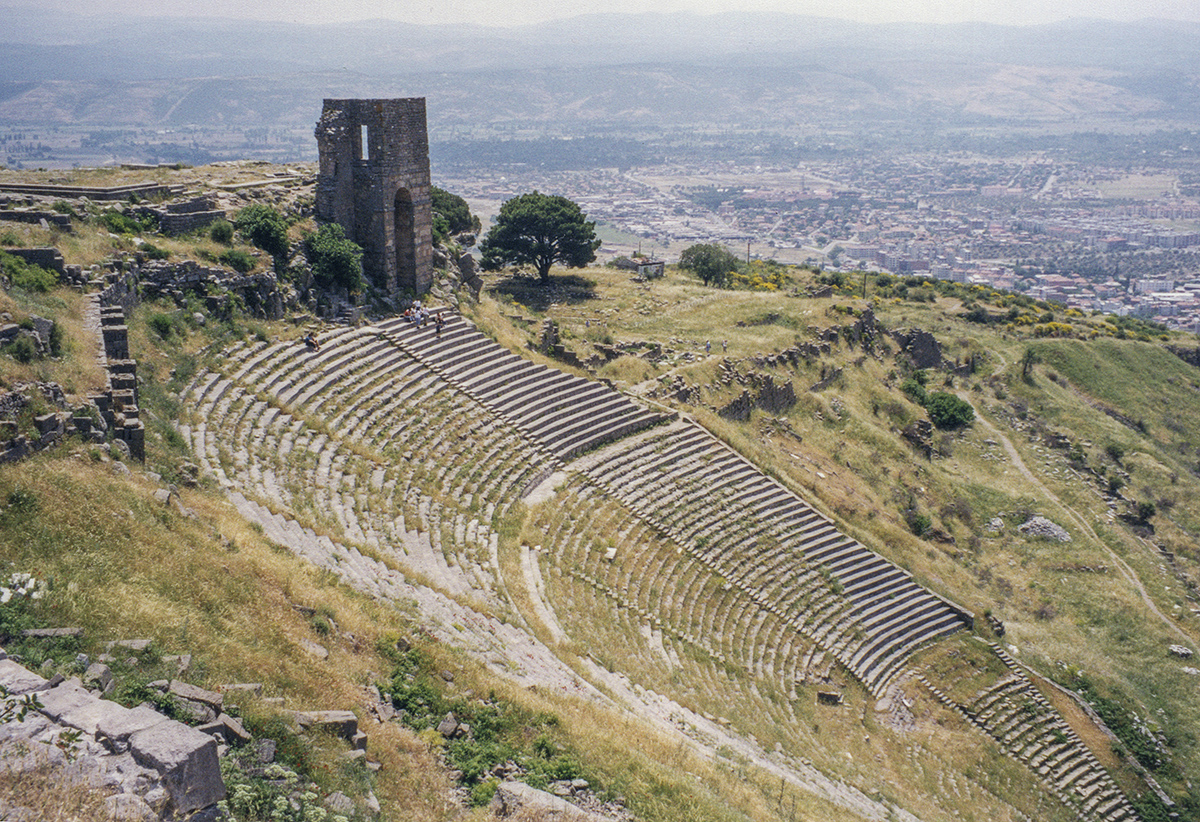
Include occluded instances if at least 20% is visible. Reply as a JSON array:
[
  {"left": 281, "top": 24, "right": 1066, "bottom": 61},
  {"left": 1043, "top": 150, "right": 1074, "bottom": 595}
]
[
  {"left": 0, "top": 762, "right": 114, "bottom": 821},
  {"left": 4, "top": 168, "right": 1193, "bottom": 818},
  {"left": 468, "top": 265, "right": 1198, "bottom": 811}
]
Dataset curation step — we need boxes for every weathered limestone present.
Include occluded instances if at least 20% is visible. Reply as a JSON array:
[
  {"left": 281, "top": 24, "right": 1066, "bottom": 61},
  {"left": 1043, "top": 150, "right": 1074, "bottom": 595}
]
[
  {"left": 0, "top": 658, "right": 226, "bottom": 817},
  {"left": 129, "top": 722, "right": 224, "bottom": 814},
  {"left": 1018, "top": 516, "right": 1071, "bottom": 542},
  {"left": 315, "top": 98, "right": 434, "bottom": 295},
  {"left": 490, "top": 781, "right": 609, "bottom": 821},
  {"left": 0, "top": 658, "right": 50, "bottom": 694},
  {"left": 293, "top": 709, "right": 359, "bottom": 741}
]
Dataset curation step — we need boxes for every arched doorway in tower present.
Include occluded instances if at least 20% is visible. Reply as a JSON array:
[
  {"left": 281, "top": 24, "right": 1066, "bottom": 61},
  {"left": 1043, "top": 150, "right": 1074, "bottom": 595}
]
[{"left": 394, "top": 187, "right": 417, "bottom": 291}]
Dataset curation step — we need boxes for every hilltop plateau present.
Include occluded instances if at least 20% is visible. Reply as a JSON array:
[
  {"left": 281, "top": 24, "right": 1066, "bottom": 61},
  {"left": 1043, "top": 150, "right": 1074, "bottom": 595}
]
[{"left": 0, "top": 163, "right": 1198, "bottom": 822}]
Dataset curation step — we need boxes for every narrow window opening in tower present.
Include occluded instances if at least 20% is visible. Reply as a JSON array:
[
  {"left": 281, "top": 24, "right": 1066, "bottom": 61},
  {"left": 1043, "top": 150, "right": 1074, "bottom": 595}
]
[{"left": 360, "top": 125, "right": 369, "bottom": 160}]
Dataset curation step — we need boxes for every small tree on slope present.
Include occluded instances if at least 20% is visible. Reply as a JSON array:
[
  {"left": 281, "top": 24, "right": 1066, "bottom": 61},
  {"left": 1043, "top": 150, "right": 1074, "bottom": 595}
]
[{"left": 479, "top": 191, "right": 600, "bottom": 285}]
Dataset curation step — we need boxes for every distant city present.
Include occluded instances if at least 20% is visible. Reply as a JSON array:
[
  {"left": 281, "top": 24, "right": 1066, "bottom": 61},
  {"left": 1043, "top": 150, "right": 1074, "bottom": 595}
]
[{"left": 441, "top": 149, "right": 1200, "bottom": 333}]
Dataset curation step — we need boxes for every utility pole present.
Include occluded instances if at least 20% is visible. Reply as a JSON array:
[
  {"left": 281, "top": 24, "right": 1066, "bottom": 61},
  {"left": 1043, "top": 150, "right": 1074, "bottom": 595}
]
[{"left": 746, "top": 239, "right": 751, "bottom": 266}]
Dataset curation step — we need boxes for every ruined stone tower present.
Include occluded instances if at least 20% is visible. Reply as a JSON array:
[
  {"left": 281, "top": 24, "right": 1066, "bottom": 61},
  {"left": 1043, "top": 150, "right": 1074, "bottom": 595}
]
[{"left": 315, "top": 98, "right": 433, "bottom": 295}]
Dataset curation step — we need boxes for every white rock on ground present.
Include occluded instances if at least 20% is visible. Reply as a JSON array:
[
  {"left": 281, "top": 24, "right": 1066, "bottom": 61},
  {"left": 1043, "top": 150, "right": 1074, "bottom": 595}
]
[{"left": 491, "top": 781, "right": 609, "bottom": 821}]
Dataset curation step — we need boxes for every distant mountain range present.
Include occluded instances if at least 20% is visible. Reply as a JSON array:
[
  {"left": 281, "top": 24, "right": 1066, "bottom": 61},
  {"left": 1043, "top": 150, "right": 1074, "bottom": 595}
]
[
  {"left": 4, "top": 8, "right": 1200, "bottom": 76},
  {"left": 0, "top": 8, "right": 1197, "bottom": 137}
]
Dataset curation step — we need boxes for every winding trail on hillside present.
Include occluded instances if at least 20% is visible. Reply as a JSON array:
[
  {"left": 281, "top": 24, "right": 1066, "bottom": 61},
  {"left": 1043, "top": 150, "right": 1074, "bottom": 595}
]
[{"left": 972, "top": 408, "right": 1193, "bottom": 645}]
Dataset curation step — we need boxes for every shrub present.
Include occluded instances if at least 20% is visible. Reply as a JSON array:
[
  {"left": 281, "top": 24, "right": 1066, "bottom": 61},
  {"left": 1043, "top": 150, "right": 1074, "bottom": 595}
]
[
  {"left": 432, "top": 212, "right": 451, "bottom": 248},
  {"left": 48, "top": 321, "right": 63, "bottom": 357},
  {"left": 926, "top": 392, "right": 974, "bottom": 429},
  {"left": 140, "top": 243, "right": 170, "bottom": 260},
  {"left": 219, "top": 248, "right": 255, "bottom": 274},
  {"left": 678, "top": 243, "right": 741, "bottom": 287},
  {"left": 5, "top": 336, "right": 36, "bottom": 363},
  {"left": 147, "top": 312, "right": 177, "bottom": 339},
  {"left": 963, "top": 305, "right": 992, "bottom": 324},
  {"left": 99, "top": 209, "right": 152, "bottom": 235},
  {"left": 1131, "top": 500, "right": 1156, "bottom": 524},
  {"left": 431, "top": 186, "right": 481, "bottom": 236},
  {"left": 6, "top": 489, "right": 39, "bottom": 515},
  {"left": 904, "top": 509, "right": 932, "bottom": 537},
  {"left": 209, "top": 219, "right": 234, "bottom": 244},
  {"left": 900, "top": 377, "right": 928, "bottom": 406},
  {"left": 1, "top": 251, "right": 58, "bottom": 292},
  {"left": 470, "top": 778, "right": 500, "bottom": 807},
  {"left": 307, "top": 223, "right": 363, "bottom": 292},
  {"left": 234, "top": 205, "right": 289, "bottom": 258}
]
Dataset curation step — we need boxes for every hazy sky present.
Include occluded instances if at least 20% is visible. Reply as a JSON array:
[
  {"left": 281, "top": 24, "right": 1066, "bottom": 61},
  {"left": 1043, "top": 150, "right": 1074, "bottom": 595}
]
[{"left": 12, "top": 0, "right": 1200, "bottom": 27}]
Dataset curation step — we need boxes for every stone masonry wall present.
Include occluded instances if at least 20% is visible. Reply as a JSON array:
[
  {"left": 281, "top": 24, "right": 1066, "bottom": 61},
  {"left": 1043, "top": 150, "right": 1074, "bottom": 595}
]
[{"left": 4, "top": 247, "right": 66, "bottom": 274}]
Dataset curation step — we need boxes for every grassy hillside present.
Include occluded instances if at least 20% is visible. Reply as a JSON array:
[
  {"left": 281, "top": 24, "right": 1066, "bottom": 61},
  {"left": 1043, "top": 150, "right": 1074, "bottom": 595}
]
[
  {"left": 478, "top": 265, "right": 1200, "bottom": 817},
  {"left": 1, "top": 164, "right": 1198, "bottom": 821}
]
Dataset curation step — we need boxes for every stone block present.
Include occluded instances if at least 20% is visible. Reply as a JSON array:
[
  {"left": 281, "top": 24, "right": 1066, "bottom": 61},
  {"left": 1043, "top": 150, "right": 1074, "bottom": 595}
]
[
  {"left": 299, "top": 637, "right": 328, "bottom": 659},
  {"left": 169, "top": 681, "right": 223, "bottom": 711},
  {"left": 220, "top": 682, "right": 263, "bottom": 697},
  {"left": 106, "top": 793, "right": 159, "bottom": 822},
  {"left": 436, "top": 711, "right": 459, "bottom": 737},
  {"left": 108, "top": 638, "right": 153, "bottom": 652},
  {"left": 0, "top": 658, "right": 49, "bottom": 694},
  {"left": 198, "top": 713, "right": 251, "bottom": 745},
  {"left": 325, "top": 791, "right": 355, "bottom": 814},
  {"left": 129, "top": 722, "right": 225, "bottom": 813},
  {"left": 39, "top": 683, "right": 132, "bottom": 735},
  {"left": 22, "top": 626, "right": 84, "bottom": 639},
  {"left": 33, "top": 413, "right": 61, "bottom": 436},
  {"left": 97, "top": 704, "right": 170, "bottom": 749},
  {"left": 294, "top": 709, "right": 358, "bottom": 740},
  {"left": 84, "top": 662, "right": 114, "bottom": 692},
  {"left": 177, "top": 699, "right": 217, "bottom": 725}
]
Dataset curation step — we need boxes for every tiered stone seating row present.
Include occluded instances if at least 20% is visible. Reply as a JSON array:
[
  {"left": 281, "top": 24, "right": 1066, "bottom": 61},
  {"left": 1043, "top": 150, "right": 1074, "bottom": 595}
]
[
  {"left": 374, "top": 315, "right": 671, "bottom": 460},
  {"left": 536, "top": 496, "right": 810, "bottom": 736},
  {"left": 178, "top": 313, "right": 1140, "bottom": 821},
  {"left": 531, "top": 474, "right": 832, "bottom": 702},
  {"left": 190, "top": 316, "right": 968, "bottom": 697},
  {"left": 579, "top": 420, "right": 972, "bottom": 696},
  {"left": 180, "top": 326, "right": 555, "bottom": 606},
  {"left": 966, "top": 646, "right": 1138, "bottom": 822},
  {"left": 919, "top": 646, "right": 1137, "bottom": 822}
]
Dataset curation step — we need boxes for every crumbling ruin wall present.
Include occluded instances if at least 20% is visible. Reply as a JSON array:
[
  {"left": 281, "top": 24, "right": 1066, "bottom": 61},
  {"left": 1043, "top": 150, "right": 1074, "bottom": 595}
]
[
  {"left": 315, "top": 98, "right": 433, "bottom": 296},
  {"left": 134, "top": 195, "right": 225, "bottom": 236}
]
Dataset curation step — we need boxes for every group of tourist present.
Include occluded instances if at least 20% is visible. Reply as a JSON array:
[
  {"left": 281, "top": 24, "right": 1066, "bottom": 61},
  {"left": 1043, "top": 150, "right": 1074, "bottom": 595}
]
[{"left": 402, "top": 302, "right": 446, "bottom": 335}]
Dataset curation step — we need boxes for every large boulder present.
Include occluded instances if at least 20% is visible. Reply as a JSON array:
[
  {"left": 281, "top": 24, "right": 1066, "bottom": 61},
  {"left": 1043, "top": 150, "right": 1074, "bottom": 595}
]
[
  {"left": 891, "top": 328, "right": 944, "bottom": 370},
  {"left": 129, "top": 722, "right": 225, "bottom": 814}
]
